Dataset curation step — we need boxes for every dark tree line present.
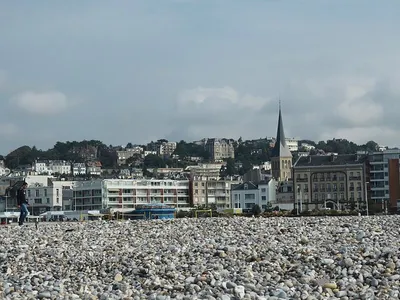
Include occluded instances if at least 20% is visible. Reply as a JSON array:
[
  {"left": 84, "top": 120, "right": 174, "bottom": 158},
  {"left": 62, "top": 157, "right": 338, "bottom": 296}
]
[{"left": 0, "top": 137, "right": 384, "bottom": 171}]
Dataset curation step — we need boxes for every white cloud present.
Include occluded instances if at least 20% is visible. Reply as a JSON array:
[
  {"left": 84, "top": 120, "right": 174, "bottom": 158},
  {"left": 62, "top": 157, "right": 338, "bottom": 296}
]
[
  {"left": 332, "top": 80, "right": 383, "bottom": 126},
  {"left": 0, "top": 123, "right": 18, "bottom": 136},
  {"left": 12, "top": 91, "right": 69, "bottom": 115},
  {"left": 177, "top": 86, "right": 269, "bottom": 111}
]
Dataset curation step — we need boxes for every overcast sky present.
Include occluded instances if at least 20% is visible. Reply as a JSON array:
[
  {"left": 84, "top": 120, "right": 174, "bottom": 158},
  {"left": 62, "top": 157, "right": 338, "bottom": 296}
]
[{"left": 1, "top": 0, "right": 399, "bottom": 154}]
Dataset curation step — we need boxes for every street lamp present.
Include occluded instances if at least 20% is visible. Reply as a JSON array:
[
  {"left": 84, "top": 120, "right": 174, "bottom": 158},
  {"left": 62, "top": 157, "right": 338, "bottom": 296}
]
[{"left": 365, "top": 181, "right": 369, "bottom": 216}]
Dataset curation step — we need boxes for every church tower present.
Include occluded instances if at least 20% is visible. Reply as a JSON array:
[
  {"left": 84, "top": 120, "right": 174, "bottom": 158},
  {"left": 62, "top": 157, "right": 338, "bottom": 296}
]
[{"left": 271, "top": 102, "right": 292, "bottom": 181}]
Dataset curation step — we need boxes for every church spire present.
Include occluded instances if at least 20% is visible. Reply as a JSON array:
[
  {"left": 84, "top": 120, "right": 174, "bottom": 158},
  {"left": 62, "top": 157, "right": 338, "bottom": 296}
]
[{"left": 272, "top": 101, "right": 292, "bottom": 158}]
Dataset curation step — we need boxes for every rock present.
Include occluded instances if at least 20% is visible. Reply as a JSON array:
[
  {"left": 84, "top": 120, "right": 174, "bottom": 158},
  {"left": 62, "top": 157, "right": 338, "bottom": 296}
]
[
  {"left": 234, "top": 285, "right": 245, "bottom": 298},
  {"left": 0, "top": 216, "right": 399, "bottom": 298}
]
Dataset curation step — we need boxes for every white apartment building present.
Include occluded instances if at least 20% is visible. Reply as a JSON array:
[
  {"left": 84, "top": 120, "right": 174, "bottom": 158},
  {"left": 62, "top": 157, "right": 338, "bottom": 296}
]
[
  {"left": 50, "top": 160, "right": 71, "bottom": 175},
  {"left": 231, "top": 179, "right": 276, "bottom": 211},
  {"left": 158, "top": 142, "right": 177, "bottom": 157},
  {"left": 191, "top": 176, "right": 242, "bottom": 209},
  {"left": 32, "top": 161, "right": 50, "bottom": 174},
  {"left": 285, "top": 138, "right": 299, "bottom": 152},
  {"left": 73, "top": 179, "right": 190, "bottom": 212},
  {"left": 26, "top": 180, "right": 75, "bottom": 215},
  {"left": 33, "top": 160, "right": 71, "bottom": 175},
  {"left": 72, "top": 163, "right": 86, "bottom": 176}
]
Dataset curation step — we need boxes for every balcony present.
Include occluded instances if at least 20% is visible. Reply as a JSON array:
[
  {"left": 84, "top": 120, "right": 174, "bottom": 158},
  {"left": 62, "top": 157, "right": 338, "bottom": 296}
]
[
  {"left": 349, "top": 187, "right": 354, "bottom": 191},
  {"left": 349, "top": 176, "right": 361, "bottom": 180},
  {"left": 332, "top": 176, "right": 337, "bottom": 181},
  {"left": 356, "top": 187, "right": 362, "bottom": 191}
]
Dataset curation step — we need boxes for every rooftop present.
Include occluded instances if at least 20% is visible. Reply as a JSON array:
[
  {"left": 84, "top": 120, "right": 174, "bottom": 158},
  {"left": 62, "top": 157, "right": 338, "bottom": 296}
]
[{"left": 294, "top": 154, "right": 367, "bottom": 167}]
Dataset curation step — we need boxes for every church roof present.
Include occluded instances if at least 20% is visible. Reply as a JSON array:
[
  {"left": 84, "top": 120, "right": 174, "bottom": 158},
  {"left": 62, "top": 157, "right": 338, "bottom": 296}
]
[{"left": 271, "top": 104, "right": 292, "bottom": 158}]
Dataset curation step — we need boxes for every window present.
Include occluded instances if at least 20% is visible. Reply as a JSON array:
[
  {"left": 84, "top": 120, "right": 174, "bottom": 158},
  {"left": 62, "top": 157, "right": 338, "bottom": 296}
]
[
  {"left": 28, "top": 190, "right": 31, "bottom": 197},
  {"left": 244, "top": 193, "right": 255, "bottom": 200},
  {"left": 261, "top": 196, "right": 266, "bottom": 200},
  {"left": 244, "top": 184, "right": 248, "bottom": 190},
  {"left": 44, "top": 189, "right": 47, "bottom": 197},
  {"left": 34, "top": 198, "right": 42, "bottom": 204},
  {"left": 35, "top": 189, "right": 39, "bottom": 197},
  {"left": 47, "top": 198, "right": 50, "bottom": 204},
  {"left": 56, "top": 189, "right": 59, "bottom": 196},
  {"left": 261, "top": 188, "right": 266, "bottom": 193},
  {"left": 56, "top": 198, "right": 59, "bottom": 204}
]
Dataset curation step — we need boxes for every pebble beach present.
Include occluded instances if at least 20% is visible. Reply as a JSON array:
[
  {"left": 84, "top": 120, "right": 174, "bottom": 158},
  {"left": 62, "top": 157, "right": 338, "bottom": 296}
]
[{"left": 1, "top": 216, "right": 400, "bottom": 300}]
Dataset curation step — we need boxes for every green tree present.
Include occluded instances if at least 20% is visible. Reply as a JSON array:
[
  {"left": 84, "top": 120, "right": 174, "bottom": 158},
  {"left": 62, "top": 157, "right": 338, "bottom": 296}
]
[
  {"left": 173, "top": 140, "right": 210, "bottom": 160},
  {"left": 225, "top": 158, "right": 236, "bottom": 176},
  {"left": 143, "top": 154, "right": 166, "bottom": 168}
]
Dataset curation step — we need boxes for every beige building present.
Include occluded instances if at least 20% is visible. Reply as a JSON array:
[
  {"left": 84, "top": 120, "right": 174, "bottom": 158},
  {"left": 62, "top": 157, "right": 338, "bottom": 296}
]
[
  {"left": 205, "top": 138, "right": 235, "bottom": 161},
  {"left": 271, "top": 105, "right": 292, "bottom": 181},
  {"left": 293, "top": 154, "right": 368, "bottom": 211},
  {"left": 191, "top": 176, "right": 242, "bottom": 209},
  {"left": 187, "top": 163, "right": 223, "bottom": 178}
]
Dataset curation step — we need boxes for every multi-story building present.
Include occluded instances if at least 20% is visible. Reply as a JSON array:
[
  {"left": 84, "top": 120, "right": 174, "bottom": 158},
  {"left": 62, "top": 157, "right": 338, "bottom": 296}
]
[
  {"left": 33, "top": 160, "right": 72, "bottom": 175},
  {"left": 368, "top": 149, "right": 400, "bottom": 213},
  {"left": 293, "top": 154, "right": 368, "bottom": 211},
  {"left": 187, "top": 163, "right": 223, "bottom": 178},
  {"left": 25, "top": 180, "right": 75, "bottom": 215},
  {"left": 86, "top": 161, "right": 102, "bottom": 176},
  {"left": 205, "top": 138, "right": 235, "bottom": 161},
  {"left": 158, "top": 142, "right": 177, "bottom": 157},
  {"left": 49, "top": 160, "right": 71, "bottom": 175},
  {"left": 72, "top": 163, "right": 87, "bottom": 176},
  {"left": 191, "top": 176, "right": 242, "bottom": 209},
  {"left": 72, "top": 179, "right": 190, "bottom": 212},
  {"left": 276, "top": 180, "right": 294, "bottom": 210},
  {"left": 271, "top": 105, "right": 292, "bottom": 181},
  {"left": 117, "top": 147, "right": 143, "bottom": 166},
  {"left": 285, "top": 138, "right": 299, "bottom": 152},
  {"left": 32, "top": 161, "right": 50, "bottom": 174},
  {"left": 231, "top": 179, "right": 276, "bottom": 212}
]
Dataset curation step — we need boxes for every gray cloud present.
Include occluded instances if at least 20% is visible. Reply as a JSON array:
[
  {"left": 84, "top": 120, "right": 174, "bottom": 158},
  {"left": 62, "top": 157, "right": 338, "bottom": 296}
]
[{"left": 0, "top": 0, "right": 400, "bottom": 153}]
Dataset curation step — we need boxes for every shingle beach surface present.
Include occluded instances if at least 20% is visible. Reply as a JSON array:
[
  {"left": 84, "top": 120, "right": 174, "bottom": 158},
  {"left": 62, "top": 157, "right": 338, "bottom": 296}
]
[{"left": 0, "top": 216, "right": 399, "bottom": 299}]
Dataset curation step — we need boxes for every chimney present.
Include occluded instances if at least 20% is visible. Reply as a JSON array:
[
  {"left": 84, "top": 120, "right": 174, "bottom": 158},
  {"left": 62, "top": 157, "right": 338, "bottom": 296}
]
[
  {"left": 330, "top": 154, "right": 337, "bottom": 162},
  {"left": 308, "top": 156, "right": 312, "bottom": 163}
]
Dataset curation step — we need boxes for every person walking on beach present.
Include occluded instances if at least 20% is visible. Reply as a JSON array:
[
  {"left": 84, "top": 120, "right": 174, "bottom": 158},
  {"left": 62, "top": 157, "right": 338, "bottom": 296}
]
[{"left": 17, "top": 182, "right": 29, "bottom": 226}]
